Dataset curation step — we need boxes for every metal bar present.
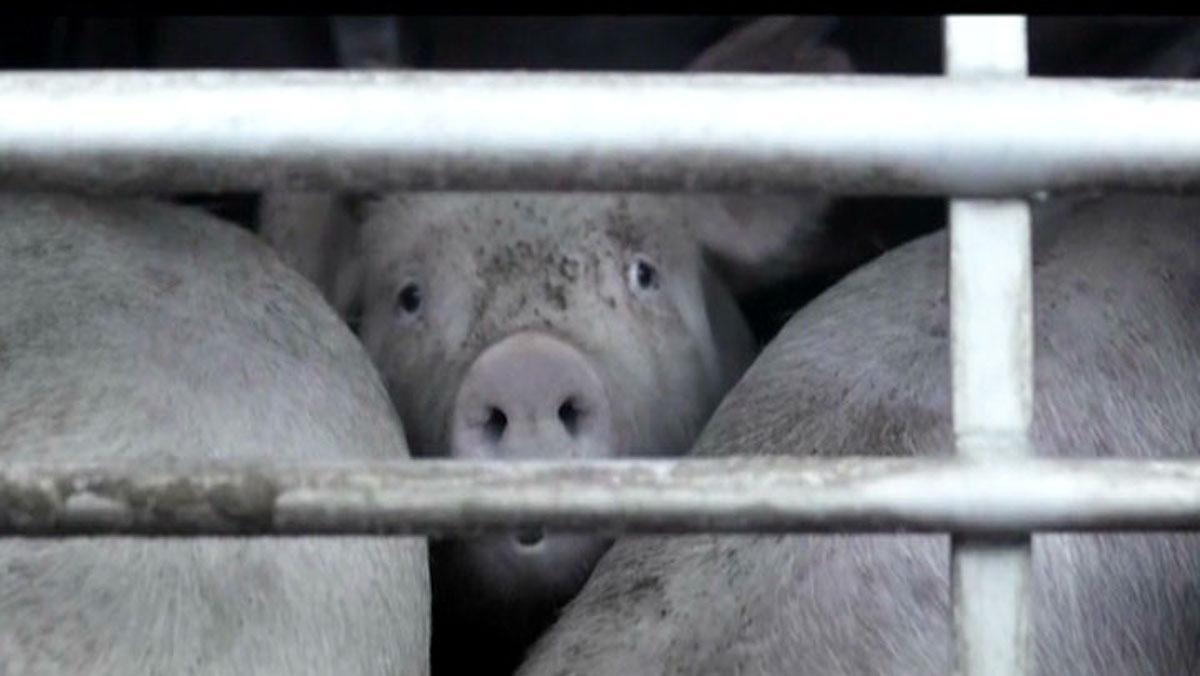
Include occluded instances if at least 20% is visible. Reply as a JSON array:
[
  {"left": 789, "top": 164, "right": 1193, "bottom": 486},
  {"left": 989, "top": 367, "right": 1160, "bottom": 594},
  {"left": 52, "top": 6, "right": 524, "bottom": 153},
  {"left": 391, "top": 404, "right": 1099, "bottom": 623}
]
[
  {"left": 2, "top": 457, "right": 1200, "bottom": 537},
  {"left": 1, "top": 71, "right": 1200, "bottom": 195},
  {"left": 946, "top": 15, "right": 1034, "bottom": 676}
]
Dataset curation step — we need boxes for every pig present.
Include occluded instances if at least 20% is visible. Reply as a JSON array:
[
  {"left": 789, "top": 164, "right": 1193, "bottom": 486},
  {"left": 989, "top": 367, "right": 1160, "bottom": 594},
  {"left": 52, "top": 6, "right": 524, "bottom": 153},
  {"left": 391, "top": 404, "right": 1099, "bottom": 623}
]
[
  {"left": 257, "top": 189, "right": 821, "bottom": 672},
  {"left": 516, "top": 193, "right": 1200, "bottom": 675},
  {"left": 0, "top": 192, "right": 429, "bottom": 675},
  {"left": 256, "top": 18, "right": 862, "bottom": 674}
]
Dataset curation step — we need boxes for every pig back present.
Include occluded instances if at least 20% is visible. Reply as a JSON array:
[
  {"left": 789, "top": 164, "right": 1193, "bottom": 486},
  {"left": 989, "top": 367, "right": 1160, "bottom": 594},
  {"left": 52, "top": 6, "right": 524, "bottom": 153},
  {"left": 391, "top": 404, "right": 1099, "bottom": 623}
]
[
  {"left": 0, "top": 192, "right": 429, "bottom": 675},
  {"left": 519, "top": 194, "right": 1200, "bottom": 675}
]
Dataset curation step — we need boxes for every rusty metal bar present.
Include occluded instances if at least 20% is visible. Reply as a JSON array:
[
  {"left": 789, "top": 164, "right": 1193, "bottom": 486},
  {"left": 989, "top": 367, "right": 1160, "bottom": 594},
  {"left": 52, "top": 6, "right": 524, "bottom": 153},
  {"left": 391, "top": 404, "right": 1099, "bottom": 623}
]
[
  {"left": 946, "top": 15, "right": 1034, "bottom": 676},
  {"left": 1, "top": 70, "right": 1200, "bottom": 195},
  {"left": 2, "top": 457, "right": 1200, "bottom": 537}
]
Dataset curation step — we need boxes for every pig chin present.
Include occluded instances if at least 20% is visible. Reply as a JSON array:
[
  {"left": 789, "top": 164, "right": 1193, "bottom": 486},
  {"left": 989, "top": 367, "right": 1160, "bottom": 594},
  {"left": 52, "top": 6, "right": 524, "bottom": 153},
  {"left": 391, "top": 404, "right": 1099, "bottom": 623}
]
[
  {"left": 431, "top": 531, "right": 614, "bottom": 661},
  {"left": 437, "top": 532, "right": 614, "bottom": 621}
]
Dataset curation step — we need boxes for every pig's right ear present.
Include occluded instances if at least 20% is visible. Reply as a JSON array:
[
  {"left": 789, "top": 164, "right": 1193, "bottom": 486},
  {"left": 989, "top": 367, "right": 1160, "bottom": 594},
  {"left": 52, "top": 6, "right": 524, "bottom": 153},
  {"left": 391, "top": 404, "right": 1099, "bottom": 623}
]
[{"left": 258, "top": 191, "right": 375, "bottom": 328}]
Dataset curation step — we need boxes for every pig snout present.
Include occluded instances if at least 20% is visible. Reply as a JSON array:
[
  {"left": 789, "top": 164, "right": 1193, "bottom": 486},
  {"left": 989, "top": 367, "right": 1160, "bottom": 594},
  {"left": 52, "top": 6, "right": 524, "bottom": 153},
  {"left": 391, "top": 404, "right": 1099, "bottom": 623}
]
[
  {"left": 450, "top": 332, "right": 613, "bottom": 552},
  {"left": 451, "top": 331, "right": 614, "bottom": 463}
]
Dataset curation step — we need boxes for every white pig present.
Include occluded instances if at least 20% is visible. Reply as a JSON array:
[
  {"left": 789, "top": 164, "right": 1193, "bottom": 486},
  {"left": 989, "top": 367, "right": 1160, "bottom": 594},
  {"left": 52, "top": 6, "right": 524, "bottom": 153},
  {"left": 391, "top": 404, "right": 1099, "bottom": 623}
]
[
  {"left": 258, "top": 17, "right": 858, "bottom": 673},
  {"left": 0, "top": 192, "right": 429, "bottom": 675},
  {"left": 517, "top": 193, "right": 1200, "bottom": 676}
]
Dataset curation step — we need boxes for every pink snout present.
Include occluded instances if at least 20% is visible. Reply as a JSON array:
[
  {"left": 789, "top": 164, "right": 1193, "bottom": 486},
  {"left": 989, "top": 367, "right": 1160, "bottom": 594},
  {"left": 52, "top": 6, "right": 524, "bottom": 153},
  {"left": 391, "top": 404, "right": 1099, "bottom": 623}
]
[
  {"left": 451, "top": 332, "right": 614, "bottom": 550},
  {"left": 451, "top": 332, "right": 614, "bottom": 463}
]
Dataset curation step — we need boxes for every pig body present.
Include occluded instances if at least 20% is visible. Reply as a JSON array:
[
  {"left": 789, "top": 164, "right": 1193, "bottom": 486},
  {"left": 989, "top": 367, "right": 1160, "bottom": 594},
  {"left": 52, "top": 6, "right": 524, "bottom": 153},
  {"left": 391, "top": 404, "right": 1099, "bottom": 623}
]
[
  {"left": 0, "top": 192, "right": 429, "bottom": 675},
  {"left": 517, "top": 194, "right": 1200, "bottom": 675}
]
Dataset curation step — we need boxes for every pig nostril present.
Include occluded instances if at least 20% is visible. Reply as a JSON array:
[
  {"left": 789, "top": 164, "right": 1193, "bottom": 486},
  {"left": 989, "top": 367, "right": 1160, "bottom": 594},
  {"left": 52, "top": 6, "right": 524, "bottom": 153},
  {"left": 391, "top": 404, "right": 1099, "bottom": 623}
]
[
  {"left": 558, "top": 398, "right": 582, "bottom": 437},
  {"left": 483, "top": 407, "right": 508, "bottom": 443},
  {"left": 515, "top": 529, "right": 544, "bottom": 548}
]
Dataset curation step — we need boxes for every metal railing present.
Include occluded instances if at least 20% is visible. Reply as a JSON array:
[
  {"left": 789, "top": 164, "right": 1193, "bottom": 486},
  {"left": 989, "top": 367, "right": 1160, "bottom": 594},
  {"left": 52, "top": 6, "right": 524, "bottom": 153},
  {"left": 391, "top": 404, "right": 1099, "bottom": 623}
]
[
  {"left": 2, "top": 15, "right": 1196, "bottom": 676},
  {"left": 945, "top": 17, "right": 1033, "bottom": 675},
  {"left": 2, "top": 70, "right": 1200, "bottom": 195},
  {"left": 2, "top": 457, "right": 1200, "bottom": 537}
]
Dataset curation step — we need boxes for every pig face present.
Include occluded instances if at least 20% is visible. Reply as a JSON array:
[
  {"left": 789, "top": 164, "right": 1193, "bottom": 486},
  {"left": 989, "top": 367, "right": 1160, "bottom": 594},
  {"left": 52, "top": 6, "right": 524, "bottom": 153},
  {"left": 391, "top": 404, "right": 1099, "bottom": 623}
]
[
  {"left": 254, "top": 17, "right": 853, "bottom": 670},
  {"left": 264, "top": 187, "right": 830, "bottom": 662},
  {"left": 310, "top": 191, "right": 782, "bottom": 664},
  {"left": 354, "top": 192, "right": 748, "bottom": 466}
]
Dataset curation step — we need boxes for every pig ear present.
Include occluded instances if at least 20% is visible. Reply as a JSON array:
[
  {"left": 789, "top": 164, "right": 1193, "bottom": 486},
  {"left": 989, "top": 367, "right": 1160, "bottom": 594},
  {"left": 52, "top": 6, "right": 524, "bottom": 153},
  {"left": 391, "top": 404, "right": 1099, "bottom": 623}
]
[
  {"left": 258, "top": 191, "right": 374, "bottom": 324},
  {"left": 682, "top": 18, "right": 852, "bottom": 294},
  {"left": 684, "top": 194, "right": 838, "bottom": 295},
  {"left": 686, "top": 16, "right": 854, "bottom": 74}
]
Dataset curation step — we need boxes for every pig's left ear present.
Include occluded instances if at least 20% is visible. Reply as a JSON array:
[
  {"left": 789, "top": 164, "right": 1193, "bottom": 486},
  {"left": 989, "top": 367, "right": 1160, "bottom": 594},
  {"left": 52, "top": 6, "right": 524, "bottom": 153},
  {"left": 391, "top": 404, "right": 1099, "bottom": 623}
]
[
  {"left": 684, "top": 194, "right": 838, "bottom": 295},
  {"left": 683, "top": 17, "right": 853, "bottom": 294}
]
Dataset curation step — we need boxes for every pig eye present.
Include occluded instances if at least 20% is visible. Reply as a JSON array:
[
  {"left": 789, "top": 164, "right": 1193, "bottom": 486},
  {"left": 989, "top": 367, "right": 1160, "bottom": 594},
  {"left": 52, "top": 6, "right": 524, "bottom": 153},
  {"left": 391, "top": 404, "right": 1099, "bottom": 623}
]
[
  {"left": 628, "top": 257, "right": 659, "bottom": 292},
  {"left": 395, "top": 282, "right": 423, "bottom": 316}
]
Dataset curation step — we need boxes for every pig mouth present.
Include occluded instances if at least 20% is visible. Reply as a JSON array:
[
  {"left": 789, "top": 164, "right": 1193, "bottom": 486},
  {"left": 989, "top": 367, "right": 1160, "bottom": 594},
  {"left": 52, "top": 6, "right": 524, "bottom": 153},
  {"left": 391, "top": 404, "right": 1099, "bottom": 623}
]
[{"left": 514, "top": 529, "right": 545, "bottom": 548}]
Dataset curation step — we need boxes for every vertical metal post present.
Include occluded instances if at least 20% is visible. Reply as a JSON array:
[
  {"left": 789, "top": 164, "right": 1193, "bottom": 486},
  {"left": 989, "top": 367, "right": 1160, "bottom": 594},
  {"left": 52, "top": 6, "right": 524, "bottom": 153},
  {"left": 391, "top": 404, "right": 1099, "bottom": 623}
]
[{"left": 945, "top": 15, "right": 1034, "bottom": 676}]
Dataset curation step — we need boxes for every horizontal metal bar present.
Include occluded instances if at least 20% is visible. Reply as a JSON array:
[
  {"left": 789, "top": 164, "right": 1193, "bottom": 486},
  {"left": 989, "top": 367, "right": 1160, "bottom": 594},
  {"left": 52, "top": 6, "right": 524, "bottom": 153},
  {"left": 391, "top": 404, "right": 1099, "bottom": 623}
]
[
  {"left": 1, "top": 71, "right": 1200, "bottom": 196},
  {"left": 2, "top": 457, "right": 1199, "bottom": 537}
]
